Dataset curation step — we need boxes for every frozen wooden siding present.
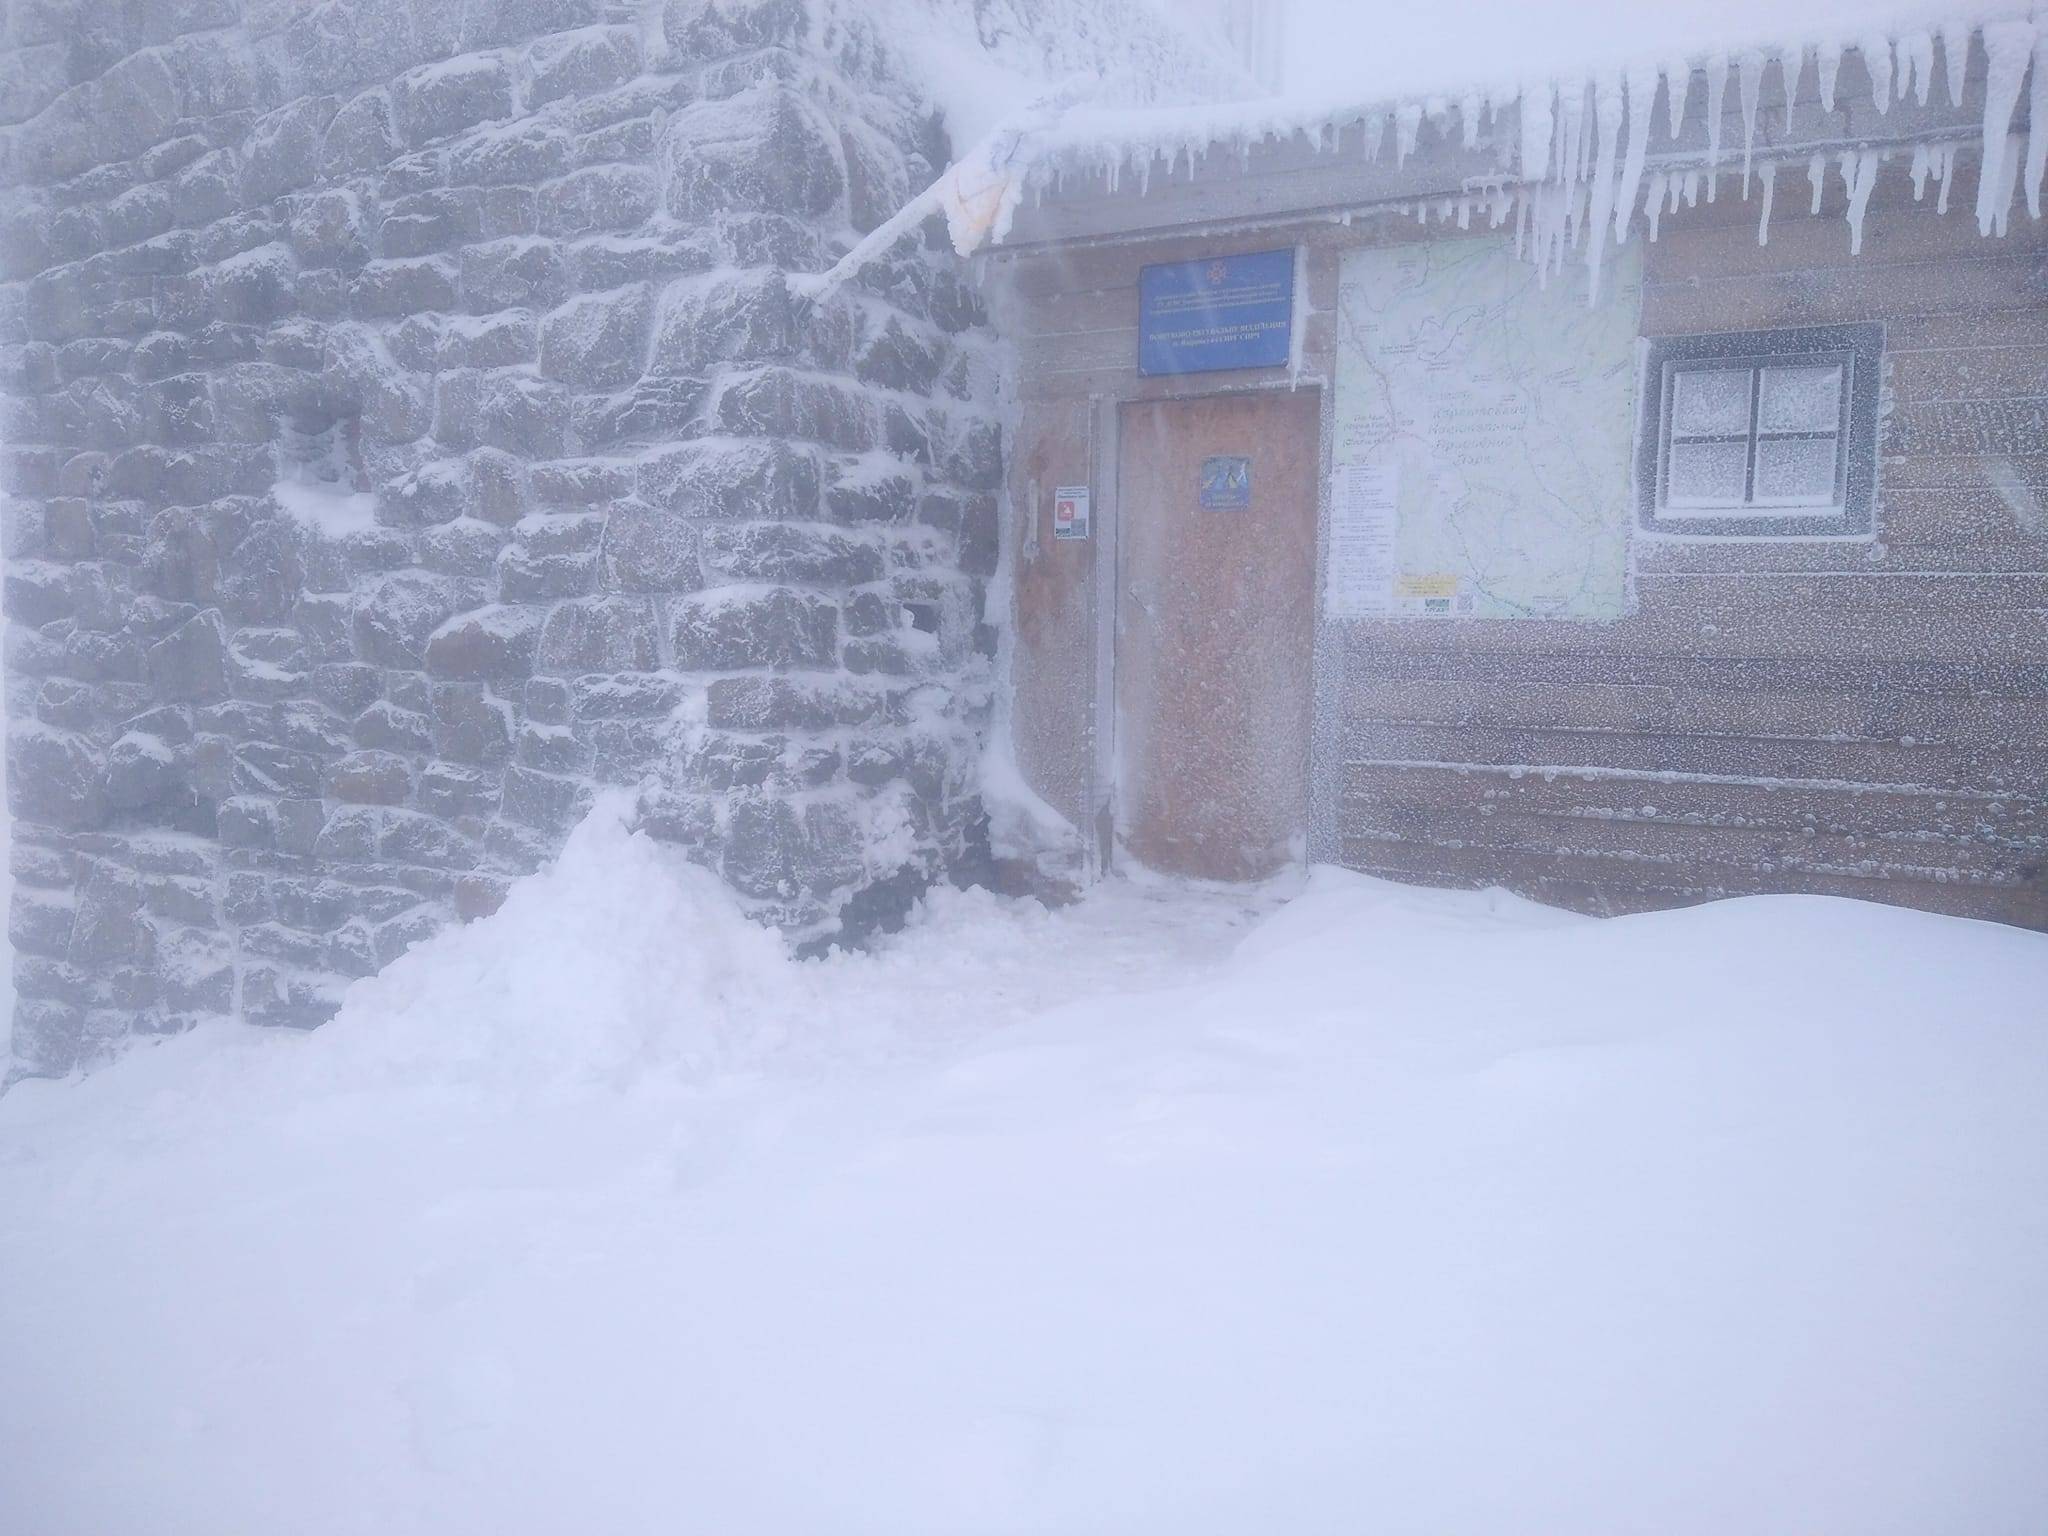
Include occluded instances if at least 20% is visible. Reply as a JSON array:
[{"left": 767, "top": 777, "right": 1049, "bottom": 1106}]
[{"left": 991, "top": 134, "right": 2048, "bottom": 928}]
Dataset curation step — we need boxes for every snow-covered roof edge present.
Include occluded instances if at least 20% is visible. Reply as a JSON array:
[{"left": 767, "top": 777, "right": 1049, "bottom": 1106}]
[{"left": 960, "top": 8, "right": 2046, "bottom": 290}]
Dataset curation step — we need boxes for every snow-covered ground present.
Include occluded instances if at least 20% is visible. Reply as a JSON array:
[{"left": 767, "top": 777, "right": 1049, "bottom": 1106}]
[{"left": 1, "top": 802, "right": 2044, "bottom": 1535}]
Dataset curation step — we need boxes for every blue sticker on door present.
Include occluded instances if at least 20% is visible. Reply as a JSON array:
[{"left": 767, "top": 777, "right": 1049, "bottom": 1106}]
[{"left": 1200, "top": 455, "right": 1251, "bottom": 511}]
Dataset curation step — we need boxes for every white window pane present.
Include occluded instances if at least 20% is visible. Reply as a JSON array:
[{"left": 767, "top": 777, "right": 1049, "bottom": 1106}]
[
  {"left": 1758, "top": 364, "right": 1843, "bottom": 433},
  {"left": 1671, "top": 367, "right": 1753, "bottom": 437},
  {"left": 1754, "top": 436, "right": 1840, "bottom": 503},
  {"left": 1667, "top": 440, "right": 1750, "bottom": 504}
]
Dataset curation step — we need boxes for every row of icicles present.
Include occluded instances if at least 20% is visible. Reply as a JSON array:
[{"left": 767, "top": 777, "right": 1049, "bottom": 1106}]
[{"left": 1034, "top": 17, "right": 2046, "bottom": 299}]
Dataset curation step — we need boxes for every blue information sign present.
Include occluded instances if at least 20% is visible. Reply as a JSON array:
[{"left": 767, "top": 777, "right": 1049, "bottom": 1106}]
[{"left": 1138, "top": 248, "right": 1295, "bottom": 376}]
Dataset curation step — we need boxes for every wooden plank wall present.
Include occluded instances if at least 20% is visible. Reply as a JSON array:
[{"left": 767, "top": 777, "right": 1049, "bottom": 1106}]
[{"left": 989, "top": 155, "right": 2048, "bottom": 929}]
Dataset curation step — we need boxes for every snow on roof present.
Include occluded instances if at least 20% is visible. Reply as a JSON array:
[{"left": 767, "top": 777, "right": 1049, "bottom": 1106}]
[
  {"left": 1005, "top": 7, "right": 2041, "bottom": 276},
  {"left": 814, "top": 3, "right": 2044, "bottom": 304}
]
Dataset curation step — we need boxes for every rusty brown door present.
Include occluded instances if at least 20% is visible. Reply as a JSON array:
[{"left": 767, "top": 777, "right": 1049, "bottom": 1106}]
[{"left": 1115, "top": 390, "right": 1320, "bottom": 881}]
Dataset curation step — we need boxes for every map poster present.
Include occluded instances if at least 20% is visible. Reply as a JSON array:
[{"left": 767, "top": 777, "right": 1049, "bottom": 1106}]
[{"left": 1327, "top": 236, "right": 1644, "bottom": 622}]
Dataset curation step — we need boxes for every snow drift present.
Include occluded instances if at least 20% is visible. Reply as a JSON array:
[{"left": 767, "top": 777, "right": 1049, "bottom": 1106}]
[{"left": 0, "top": 805, "right": 2044, "bottom": 1534}]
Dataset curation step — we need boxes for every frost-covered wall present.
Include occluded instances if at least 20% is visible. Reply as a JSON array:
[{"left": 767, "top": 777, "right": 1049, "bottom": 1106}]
[{"left": 0, "top": 0, "right": 1004, "bottom": 1080}]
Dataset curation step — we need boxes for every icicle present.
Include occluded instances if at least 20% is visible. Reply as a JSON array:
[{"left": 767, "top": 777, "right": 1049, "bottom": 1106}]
[
  {"left": 1460, "top": 91, "right": 1482, "bottom": 149},
  {"left": 1817, "top": 42, "right": 1842, "bottom": 112},
  {"left": 1807, "top": 152, "right": 1826, "bottom": 214},
  {"left": 1910, "top": 143, "right": 1932, "bottom": 200},
  {"left": 1839, "top": 149, "right": 1882, "bottom": 254},
  {"left": 1736, "top": 49, "right": 1765, "bottom": 195},
  {"left": 1584, "top": 73, "right": 1623, "bottom": 300},
  {"left": 1557, "top": 81, "right": 1587, "bottom": 191},
  {"left": 1614, "top": 61, "right": 1657, "bottom": 242},
  {"left": 1456, "top": 199, "right": 1472, "bottom": 229},
  {"left": 1861, "top": 33, "right": 1894, "bottom": 114},
  {"left": 1938, "top": 143, "right": 1956, "bottom": 216},
  {"left": 1777, "top": 42, "right": 1809, "bottom": 113},
  {"left": 1363, "top": 112, "right": 1386, "bottom": 163},
  {"left": 1520, "top": 81, "right": 1555, "bottom": 183},
  {"left": 1757, "top": 160, "right": 1777, "bottom": 245},
  {"left": 1940, "top": 23, "right": 1970, "bottom": 108},
  {"left": 1977, "top": 21, "right": 2037, "bottom": 236},
  {"left": 2026, "top": 32, "right": 2048, "bottom": 219},
  {"left": 1663, "top": 58, "right": 1692, "bottom": 140},
  {"left": 1645, "top": 171, "right": 1667, "bottom": 241},
  {"left": 1703, "top": 55, "right": 1728, "bottom": 177},
  {"left": 1395, "top": 102, "right": 1422, "bottom": 166},
  {"left": 1985, "top": 132, "right": 2025, "bottom": 236},
  {"left": 1900, "top": 31, "right": 1934, "bottom": 105},
  {"left": 1681, "top": 169, "right": 1701, "bottom": 207}
]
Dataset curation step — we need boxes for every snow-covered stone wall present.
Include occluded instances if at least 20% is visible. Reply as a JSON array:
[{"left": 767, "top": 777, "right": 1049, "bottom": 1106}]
[{"left": 0, "top": 0, "right": 1002, "bottom": 1079}]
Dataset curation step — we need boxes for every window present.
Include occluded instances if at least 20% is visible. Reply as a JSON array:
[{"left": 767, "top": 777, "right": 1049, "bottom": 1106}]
[{"left": 1639, "top": 324, "right": 1881, "bottom": 537}]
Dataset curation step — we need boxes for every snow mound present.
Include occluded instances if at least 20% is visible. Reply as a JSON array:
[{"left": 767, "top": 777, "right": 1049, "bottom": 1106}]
[{"left": 312, "top": 794, "right": 790, "bottom": 1085}]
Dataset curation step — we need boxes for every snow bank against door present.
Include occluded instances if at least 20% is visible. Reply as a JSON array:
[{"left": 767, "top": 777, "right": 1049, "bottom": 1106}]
[{"left": 1, "top": 803, "right": 2043, "bottom": 1536}]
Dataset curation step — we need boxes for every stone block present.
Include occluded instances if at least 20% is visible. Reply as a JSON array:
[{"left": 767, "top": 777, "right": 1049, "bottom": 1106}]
[
  {"left": 706, "top": 675, "right": 893, "bottom": 731},
  {"left": 449, "top": 120, "right": 572, "bottom": 186},
  {"left": 601, "top": 503, "right": 700, "bottom": 592},
  {"left": 314, "top": 807, "right": 380, "bottom": 862},
  {"left": 10, "top": 888, "right": 77, "bottom": 958},
  {"left": 571, "top": 377, "right": 708, "bottom": 449},
  {"left": 393, "top": 53, "right": 515, "bottom": 148},
  {"left": 435, "top": 371, "right": 568, "bottom": 457},
  {"left": 459, "top": 238, "right": 568, "bottom": 311},
  {"left": 380, "top": 809, "right": 480, "bottom": 870},
  {"left": 351, "top": 257, "right": 459, "bottom": 318},
  {"left": 539, "top": 284, "right": 653, "bottom": 390},
  {"left": 515, "top": 720, "right": 592, "bottom": 775},
  {"left": 698, "top": 522, "right": 883, "bottom": 586},
  {"left": 326, "top": 750, "right": 413, "bottom": 805},
  {"left": 424, "top": 604, "right": 543, "bottom": 681},
  {"left": 321, "top": 89, "right": 404, "bottom": 178},
  {"left": 711, "top": 367, "right": 875, "bottom": 452},
  {"left": 500, "top": 765, "right": 593, "bottom": 835},
  {"left": 637, "top": 437, "right": 818, "bottom": 520},
  {"left": 538, "top": 164, "right": 659, "bottom": 238},
  {"left": 103, "top": 731, "right": 184, "bottom": 811},
  {"left": 8, "top": 722, "right": 107, "bottom": 829},
  {"left": 670, "top": 587, "right": 835, "bottom": 671},
  {"left": 496, "top": 546, "right": 597, "bottom": 603},
  {"left": 417, "top": 761, "right": 500, "bottom": 821},
  {"left": 527, "top": 25, "right": 642, "bottom": 106},
  {"left": 419, "top": 518, "right": 510, "bottom": 579},
  {"left": 662, "top": 88, "right": 843, "bottom": 221},
  {"left": 66, "top": 860, "right": 152, "bottom": 968},
  {"left": 719, "top": 793, "right": 861, "bottom": 901},
  {"left": 536, "top": 596, "right": 661, "bottom": 673},
  {"left": 430, "top": 683, "right": 513, "bottom": 765},
  {"left": 353, "top": 571, "right": 481, "bottom": 668}
]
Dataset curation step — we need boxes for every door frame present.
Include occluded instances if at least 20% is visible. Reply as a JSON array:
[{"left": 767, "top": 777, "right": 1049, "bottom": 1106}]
[{"left": 1092, "top": 379, "right": 1339, "bottom": 877}]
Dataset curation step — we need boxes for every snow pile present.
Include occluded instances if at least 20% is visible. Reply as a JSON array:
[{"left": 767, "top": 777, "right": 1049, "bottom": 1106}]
[
  {"left": 306, "top": 795, "right": 791, "bottom": 1086},
  {"left": 1, "top": 821, "right": 2045, "bottom": 1533}
]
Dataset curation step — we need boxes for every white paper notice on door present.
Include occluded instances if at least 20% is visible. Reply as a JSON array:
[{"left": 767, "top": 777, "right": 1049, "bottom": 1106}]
[{"left": 1325, "top": 458, "right": 1397, "bottom": 618}]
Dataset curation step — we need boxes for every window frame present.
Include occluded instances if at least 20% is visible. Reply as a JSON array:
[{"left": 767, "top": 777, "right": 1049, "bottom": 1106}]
[{"left": 1637, "top": 323, "right": 1883, "bottom": 539}]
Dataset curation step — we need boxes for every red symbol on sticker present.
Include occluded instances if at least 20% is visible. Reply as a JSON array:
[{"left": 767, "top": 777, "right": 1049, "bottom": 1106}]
[{"left": 1055, "top": 498, "right": 1075, "bottom": 525}]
